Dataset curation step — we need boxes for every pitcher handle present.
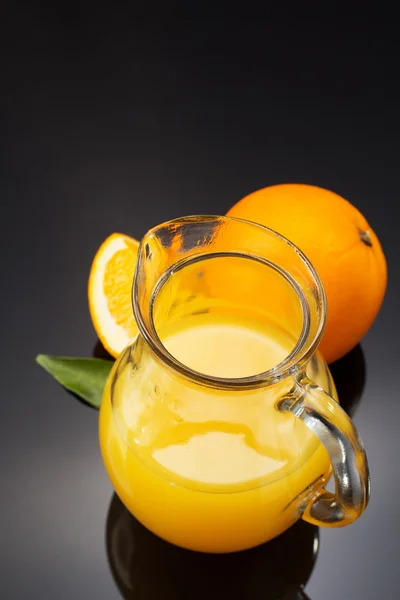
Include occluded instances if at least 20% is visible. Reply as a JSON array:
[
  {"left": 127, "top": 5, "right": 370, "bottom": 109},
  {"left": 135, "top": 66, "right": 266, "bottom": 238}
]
[{"left": 280, "top": 375, "right": 370, "bottom": 527}]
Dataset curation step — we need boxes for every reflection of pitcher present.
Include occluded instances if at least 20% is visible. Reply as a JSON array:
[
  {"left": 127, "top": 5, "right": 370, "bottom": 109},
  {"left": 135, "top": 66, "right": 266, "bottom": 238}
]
[
  {"left": 106, "top": 493, "right": 318, "bottom": 600},
  {"left": 100, "top": 216, "right": 369, "bottom": 553}
]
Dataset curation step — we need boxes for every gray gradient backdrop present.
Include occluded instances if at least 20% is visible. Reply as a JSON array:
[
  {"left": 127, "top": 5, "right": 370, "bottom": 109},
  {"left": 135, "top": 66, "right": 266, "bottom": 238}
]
[{"left": 2, "top": 10, "right": 399, "bottom": 600}]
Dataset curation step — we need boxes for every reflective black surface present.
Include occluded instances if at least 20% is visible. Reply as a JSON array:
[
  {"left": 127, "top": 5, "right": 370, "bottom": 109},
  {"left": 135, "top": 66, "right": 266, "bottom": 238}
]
[
  {"left": 107, "top": 494, "right": 318, "bottom": 600},
  {"left": 2, "top": 10, "right": 399, "bottom": 599},
  {"left": 330, "top": 345, "right": 366, "bottom": 419}
]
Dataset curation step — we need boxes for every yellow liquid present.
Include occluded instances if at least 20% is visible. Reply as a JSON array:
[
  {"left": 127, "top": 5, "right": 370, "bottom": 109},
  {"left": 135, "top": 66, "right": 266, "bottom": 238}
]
[{"left": 100, "top": 315, "right": 331, "bottom": 553}]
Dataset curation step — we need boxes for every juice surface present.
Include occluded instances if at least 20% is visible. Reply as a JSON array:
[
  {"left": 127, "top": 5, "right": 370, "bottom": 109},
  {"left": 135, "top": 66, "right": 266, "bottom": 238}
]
[{"left": 100, "top": 315, "right": 332, "bottom": 552}]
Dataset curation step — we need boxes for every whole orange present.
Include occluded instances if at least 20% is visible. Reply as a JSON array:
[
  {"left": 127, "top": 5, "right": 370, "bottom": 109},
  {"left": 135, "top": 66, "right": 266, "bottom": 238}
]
[{"left": 227, "top": 184, "right": 387, "bottom": 363}]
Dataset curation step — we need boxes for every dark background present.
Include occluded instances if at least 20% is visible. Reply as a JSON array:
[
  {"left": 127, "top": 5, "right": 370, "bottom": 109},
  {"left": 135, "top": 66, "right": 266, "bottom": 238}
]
[{"left": 2, "top": 8, "right": 399, "bottom": 599}]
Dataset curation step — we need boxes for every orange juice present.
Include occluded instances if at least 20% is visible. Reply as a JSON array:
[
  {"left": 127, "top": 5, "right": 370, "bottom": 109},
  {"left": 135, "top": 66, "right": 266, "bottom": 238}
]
[{"left": 99, "top": 314, "right": 332, "bottom": 553}]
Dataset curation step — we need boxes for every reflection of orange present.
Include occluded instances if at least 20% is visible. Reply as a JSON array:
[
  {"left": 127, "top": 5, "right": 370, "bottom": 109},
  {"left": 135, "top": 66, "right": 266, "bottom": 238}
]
[
  {"left": 203, "top": 254, "right": 304, "bottom": 349},
  {"left": 227, "top": 184, "right": 387, "bottom": 364}
]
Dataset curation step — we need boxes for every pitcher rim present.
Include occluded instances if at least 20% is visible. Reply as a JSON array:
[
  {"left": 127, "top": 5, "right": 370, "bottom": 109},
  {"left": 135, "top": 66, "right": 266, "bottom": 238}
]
[{"left": 132, "top": 215, "right": 327, "bottom": 389}]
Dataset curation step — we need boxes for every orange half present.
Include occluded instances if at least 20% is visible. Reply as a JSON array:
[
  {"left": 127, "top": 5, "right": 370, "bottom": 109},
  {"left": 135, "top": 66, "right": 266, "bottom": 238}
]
[{"left": 88, "top": 233, "right": 140, "bottom": 358}]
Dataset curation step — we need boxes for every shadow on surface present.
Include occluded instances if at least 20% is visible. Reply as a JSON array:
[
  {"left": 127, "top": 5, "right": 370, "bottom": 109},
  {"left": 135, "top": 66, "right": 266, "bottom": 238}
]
[
  {"left": 92, "top": 339, "right": 114, "bottom": 361},
  {"left": 106, "top": 494, "right": 317, "bottom": 600},
  {"left": 329, "top": 344, "right": 366, "bottom": 418}
]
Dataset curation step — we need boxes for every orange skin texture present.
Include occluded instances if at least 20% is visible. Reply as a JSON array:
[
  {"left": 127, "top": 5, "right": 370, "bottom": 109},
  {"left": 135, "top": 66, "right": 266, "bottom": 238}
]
[{"left": 227, "top": 184, "right": 387, "bottom": 364}]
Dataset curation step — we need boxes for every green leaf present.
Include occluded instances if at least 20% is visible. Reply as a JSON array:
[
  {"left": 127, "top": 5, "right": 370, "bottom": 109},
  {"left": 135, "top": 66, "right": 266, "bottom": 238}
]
[{"left": 36, "top": 354, "right": 114, "bottom": 409}]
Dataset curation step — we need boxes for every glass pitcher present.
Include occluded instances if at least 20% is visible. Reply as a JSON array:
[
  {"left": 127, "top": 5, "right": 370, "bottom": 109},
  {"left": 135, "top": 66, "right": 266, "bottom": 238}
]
[{"left": 99, "top": 216, "right": 369, "bottom": 553}]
